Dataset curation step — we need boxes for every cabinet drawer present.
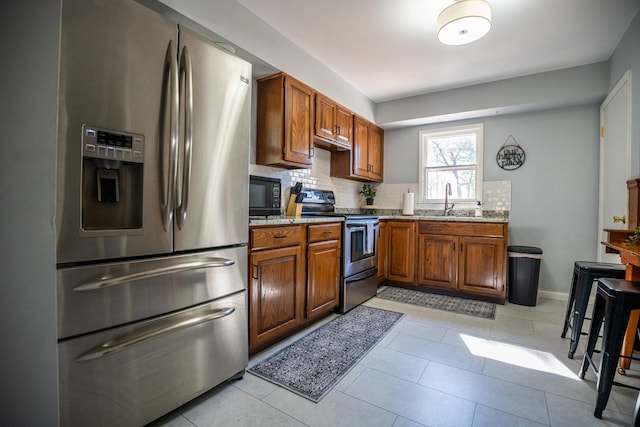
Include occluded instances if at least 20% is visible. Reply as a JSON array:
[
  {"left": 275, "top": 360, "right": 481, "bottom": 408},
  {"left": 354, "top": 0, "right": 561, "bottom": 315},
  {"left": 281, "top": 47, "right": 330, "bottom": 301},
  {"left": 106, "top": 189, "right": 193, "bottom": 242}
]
[
  {"left": 250, "top": 225, "right": 303, "bottom": 250},
  {"left": 419, "top": 221, "right": 506, "bottom": 238},
  {"left": 308, "top": 223, "right": 342, "bottom": 243}
]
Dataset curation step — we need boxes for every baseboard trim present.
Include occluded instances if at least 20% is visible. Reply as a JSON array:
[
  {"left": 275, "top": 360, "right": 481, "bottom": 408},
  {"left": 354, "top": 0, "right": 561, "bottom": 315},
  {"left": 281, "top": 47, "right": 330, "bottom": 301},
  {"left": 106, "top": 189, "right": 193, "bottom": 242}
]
[{"left": 537, "top": 290, "right": 569, "bottom": 302}]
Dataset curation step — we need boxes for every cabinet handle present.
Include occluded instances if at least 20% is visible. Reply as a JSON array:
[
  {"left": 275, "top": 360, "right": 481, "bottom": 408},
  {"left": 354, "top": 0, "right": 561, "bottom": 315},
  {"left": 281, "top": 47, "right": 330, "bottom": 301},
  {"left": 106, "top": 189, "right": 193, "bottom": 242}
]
[
  {"left": 252, "top": 265, "right": 260, "bottom": 280},
  {"left": 453, "top": 242, "right": 456, "bottom": 251},
  {"left": 336, "top": 125, "right": 340, "bottom": 135},
  {"left": 274, "top": 234, "right": 287, "bottom": 239},
  {"left": 310, "top": 147, "right": 315, "bottom": 157},
  {"left": 322, "top": 230, "right": 332, "bottom": 235}
]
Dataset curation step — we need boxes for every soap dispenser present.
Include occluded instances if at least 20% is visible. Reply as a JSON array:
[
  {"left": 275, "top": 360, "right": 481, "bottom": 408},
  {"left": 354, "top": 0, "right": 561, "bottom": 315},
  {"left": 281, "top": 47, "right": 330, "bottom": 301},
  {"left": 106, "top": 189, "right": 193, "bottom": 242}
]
[{"left": 475, "top": 201, "right": 482, "bottom": 217}]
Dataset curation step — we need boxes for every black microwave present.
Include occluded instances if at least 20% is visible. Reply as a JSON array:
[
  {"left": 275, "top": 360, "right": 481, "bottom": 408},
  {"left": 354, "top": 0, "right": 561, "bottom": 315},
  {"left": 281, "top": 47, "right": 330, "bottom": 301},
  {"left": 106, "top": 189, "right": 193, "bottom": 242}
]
[{"left": 249, "top": 175, "right": 282, "bottom": 216}]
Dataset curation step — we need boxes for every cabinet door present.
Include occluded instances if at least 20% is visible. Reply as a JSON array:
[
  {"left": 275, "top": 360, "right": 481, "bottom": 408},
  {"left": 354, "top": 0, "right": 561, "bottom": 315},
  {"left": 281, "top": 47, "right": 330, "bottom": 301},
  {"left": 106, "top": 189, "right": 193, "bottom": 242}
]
[
  {"left": 458, "top": 236, "right": 505, "bottom": 297},
  {"left": 368, "top": 124, "right": 384, "bottom": 182},
  {"left": 416, "top": 234, "right": 457, "bottom": 290},
  {"left": 352, "top": 116, "right": 370, "bottom": 179},
  {"left": 284, "top": 78, "right": 314, "bottom": 166},
  {"left": 307, "top": 239, "right": 340, "bottom": 319},
  {"left": 387, "top": 222, "right": 415, "bottom": 283},
  {"left": 377, "top": 221, "right": 388, "bottom": 282},
  {"left": 335, "top": 106, "right": 354, "bottom": 148},
  {"left": 249, "top": 245, "right": 304, "bottom": 349},
  {"left": 315, "top": 93, "right": 336, "bottom": 141}
]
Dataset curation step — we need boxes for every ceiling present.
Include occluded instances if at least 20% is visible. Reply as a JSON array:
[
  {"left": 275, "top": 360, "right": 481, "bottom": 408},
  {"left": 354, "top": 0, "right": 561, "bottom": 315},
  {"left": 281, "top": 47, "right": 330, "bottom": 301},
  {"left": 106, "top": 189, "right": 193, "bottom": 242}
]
[{"left": 235, "top": 0, "right": 640, "bottom": 103}]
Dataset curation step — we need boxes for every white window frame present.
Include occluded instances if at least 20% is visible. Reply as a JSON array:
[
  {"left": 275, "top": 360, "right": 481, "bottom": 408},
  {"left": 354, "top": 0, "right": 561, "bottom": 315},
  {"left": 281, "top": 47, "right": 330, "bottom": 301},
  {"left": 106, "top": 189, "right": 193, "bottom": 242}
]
[{"left": 418, "top": 123, "right": 484, "bottom": 208}]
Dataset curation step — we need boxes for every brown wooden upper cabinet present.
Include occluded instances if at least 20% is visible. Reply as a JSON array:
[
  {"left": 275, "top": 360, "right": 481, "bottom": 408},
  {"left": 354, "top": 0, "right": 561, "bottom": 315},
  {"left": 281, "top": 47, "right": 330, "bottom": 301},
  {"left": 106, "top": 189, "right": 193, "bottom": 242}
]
[
  {"left": 256, "top": 72, "right": 314, "bottom": 168},
  {"left": 314, "top": 93, "right": 353, "bottom": 150},
  {"left": 256, "top": 72, "right": 383, "bottom": 180},
  {"left": 331, "top": 115, "right": 384, "bottom": 182}
]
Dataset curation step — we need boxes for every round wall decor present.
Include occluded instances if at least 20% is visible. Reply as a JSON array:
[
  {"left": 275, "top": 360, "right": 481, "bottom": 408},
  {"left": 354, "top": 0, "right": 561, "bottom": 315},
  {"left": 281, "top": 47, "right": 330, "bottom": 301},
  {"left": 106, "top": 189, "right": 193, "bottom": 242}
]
[{"left": 496, "top": 135, "right": 525, "bottom": 170}]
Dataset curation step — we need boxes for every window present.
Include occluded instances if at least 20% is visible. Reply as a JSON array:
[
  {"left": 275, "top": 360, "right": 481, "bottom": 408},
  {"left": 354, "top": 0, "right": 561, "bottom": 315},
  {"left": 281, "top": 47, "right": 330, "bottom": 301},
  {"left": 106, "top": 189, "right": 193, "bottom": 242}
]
[{"left": 418, "top": 124, "right": 483, "bottom": 207}]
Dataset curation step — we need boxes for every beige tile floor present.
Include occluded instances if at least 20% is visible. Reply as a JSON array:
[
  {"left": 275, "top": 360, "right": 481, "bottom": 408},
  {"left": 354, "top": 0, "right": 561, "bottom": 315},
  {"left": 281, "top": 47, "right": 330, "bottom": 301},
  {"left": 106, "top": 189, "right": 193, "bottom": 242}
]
[{"left": 148, "top": 294, "right": 640, "bottom": 426}]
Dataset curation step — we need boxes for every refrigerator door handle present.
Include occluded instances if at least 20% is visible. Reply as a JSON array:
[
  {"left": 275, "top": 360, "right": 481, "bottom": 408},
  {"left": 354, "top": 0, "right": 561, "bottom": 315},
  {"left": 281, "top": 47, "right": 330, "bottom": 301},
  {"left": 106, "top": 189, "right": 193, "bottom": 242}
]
[
  {"left": 176, "top": 45, "right": 193, "bottom": 230},
  {"left": 75, "top": 306, "right": 236, "bottom": 362},
  {"left": 73, "top": 257, "right": 235, "bottom": 291},
  {"left": 161, "top": 39, "right": 179, "bottom": 232}
]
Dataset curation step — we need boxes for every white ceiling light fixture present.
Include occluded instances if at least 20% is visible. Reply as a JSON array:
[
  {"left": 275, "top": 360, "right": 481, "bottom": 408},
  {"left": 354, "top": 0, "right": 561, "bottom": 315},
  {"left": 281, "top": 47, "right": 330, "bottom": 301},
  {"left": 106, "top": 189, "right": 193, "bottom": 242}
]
[{"left": 437, "top": 0, "right": 492, "bottom": 46}]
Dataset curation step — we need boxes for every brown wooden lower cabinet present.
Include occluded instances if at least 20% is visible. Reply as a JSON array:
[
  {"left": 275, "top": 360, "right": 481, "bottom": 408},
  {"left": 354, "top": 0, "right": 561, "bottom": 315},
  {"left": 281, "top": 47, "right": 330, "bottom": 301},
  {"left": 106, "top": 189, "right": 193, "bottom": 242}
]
[
  {"left": 249, "top": 225, "right": 306, "bottom": 352},
  {"left": 381, "top": 219, "right": 507, "bottom": 303},
  {"left": 458, "top": 236, "right": 506, "bottom": 297},
  {"left": 249, "top": 245, "right": 305, "bottom": 349},
  {"left": 416, "top": 233, "right": 457, "bottom": 290},
  {"left": 387, "top": 221, "right": 415, "bottom": 283},
  {"left": 306, "top": 223, "right": 341, "bottom": 320},
  {"left": 249, "top": 222, "right": 341, "bottom": 353}
]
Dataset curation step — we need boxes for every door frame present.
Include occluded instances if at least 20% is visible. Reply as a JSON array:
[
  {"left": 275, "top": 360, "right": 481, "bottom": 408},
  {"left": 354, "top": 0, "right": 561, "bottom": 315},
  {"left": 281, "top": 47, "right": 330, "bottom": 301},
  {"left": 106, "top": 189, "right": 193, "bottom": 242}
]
[{"left": 598, "top": 69, "right": 632, "bottom": 261}]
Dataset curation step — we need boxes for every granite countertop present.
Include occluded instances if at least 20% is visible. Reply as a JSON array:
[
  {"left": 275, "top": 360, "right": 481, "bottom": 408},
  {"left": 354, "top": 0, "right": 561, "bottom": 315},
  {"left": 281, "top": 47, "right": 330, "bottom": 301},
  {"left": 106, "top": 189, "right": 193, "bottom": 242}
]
[
  {"left": 249, "top": 214, "right": 508, "bottom": 226},
  {"left": 249, "top": 216, "right": 345, "bottom": 226},
  {"left": 377, "top": 215, "right": 508, "bottom": 223}
]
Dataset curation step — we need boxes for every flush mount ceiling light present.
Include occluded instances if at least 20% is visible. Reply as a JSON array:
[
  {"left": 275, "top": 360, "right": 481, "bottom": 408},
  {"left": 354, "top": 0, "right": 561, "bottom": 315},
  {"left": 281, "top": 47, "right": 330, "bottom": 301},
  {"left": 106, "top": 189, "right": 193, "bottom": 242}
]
[{"left": 437, "top": 0, "right": 492, "bottom": 46}]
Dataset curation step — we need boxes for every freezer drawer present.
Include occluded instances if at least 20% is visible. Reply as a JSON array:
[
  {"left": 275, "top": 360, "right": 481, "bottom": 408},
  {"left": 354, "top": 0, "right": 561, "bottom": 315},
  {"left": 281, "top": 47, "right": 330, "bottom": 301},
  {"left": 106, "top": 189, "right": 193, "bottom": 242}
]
[
  {"left": 58, "top": 291, "right": 247, "bottom": 427},
  {"left": 57, "top": 246, "right": 247, "bottom": 339}
]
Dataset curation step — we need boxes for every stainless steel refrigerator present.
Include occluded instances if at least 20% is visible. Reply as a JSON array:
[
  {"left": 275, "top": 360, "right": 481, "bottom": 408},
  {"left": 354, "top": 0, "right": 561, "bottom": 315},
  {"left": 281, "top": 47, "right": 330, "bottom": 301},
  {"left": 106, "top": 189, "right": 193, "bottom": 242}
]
[{"left": 55, "top": 0, "right": 252, "bottom": 425}]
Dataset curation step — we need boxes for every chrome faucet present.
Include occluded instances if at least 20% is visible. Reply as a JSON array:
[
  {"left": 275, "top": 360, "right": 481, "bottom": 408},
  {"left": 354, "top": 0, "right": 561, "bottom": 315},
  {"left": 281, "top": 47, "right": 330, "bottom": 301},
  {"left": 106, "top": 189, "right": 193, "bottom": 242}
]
[{"left": 444, "top": 183, "right": 455, "bottom": 216}]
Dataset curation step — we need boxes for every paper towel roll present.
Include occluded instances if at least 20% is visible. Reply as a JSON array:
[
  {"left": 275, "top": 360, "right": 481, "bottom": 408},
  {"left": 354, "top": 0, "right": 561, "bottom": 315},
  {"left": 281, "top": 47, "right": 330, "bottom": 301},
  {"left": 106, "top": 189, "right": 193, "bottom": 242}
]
[{"left": 402, "top": 192, "right": 414, "bottom": 215}]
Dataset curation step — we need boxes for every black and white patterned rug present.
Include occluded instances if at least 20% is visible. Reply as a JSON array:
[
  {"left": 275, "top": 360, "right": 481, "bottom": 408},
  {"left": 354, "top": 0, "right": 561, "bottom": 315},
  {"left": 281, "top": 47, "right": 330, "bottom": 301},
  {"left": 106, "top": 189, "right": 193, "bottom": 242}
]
[
  {"left": 377, "top": 287, "right": 496, "bottom": 319},
  {"left": 248, "top": 305, "right": 404, "bottom": 402}
]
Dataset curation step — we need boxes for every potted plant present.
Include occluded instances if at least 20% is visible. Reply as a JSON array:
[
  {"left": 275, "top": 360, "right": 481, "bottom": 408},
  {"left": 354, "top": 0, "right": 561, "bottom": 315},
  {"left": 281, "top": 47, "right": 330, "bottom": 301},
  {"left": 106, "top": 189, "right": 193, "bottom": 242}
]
[
  {"left": 623, "top": 226, "right": 640, "bottom": 246},
  {"left": 359, "top": 184, "right": 377, "bottom": 205}
]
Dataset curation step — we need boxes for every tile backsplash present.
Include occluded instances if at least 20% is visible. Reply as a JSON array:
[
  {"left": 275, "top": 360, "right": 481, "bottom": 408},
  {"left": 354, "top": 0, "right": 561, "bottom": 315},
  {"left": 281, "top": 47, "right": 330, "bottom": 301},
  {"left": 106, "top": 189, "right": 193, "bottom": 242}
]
[
  {"left": 249, "top": 150, "right": 511, "bottom": 215},
  {"left": 249, "top": 149, "right": 362, "bottom": 211}
]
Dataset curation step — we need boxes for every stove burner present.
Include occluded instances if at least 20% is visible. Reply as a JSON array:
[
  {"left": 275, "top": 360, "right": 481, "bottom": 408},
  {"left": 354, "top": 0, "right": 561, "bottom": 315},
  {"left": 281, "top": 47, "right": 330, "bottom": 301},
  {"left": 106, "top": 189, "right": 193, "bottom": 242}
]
[{"left": 297, "top": 187, "right": 378, "bottom": 220}]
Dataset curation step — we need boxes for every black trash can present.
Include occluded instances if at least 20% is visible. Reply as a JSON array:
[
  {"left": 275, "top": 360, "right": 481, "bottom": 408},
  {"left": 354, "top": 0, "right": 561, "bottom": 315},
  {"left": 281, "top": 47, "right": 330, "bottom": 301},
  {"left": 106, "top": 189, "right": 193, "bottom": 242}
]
[{"left": 508, "top": 245, "right": 543, "bottom": 306}]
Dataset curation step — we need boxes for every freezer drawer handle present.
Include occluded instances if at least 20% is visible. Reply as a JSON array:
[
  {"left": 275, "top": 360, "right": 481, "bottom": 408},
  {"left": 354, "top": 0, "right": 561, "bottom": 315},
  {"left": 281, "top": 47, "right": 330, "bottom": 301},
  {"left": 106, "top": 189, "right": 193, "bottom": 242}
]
[
  {"left": 73, "top": 257, "right": 235, "bottom": 291},
  {"left": 75, "top": 306, "right": 236, "bottom": 362}
]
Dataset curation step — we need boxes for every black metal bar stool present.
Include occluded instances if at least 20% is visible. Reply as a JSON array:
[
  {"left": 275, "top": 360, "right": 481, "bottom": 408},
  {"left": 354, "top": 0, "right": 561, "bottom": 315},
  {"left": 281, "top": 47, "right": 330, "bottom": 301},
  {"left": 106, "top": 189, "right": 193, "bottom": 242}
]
[
  {"left": 579, "top": 278, "right": 640, "bottom": 419},
  {"left": 561, "top": 261, "right": 626, "bottom": 358}
]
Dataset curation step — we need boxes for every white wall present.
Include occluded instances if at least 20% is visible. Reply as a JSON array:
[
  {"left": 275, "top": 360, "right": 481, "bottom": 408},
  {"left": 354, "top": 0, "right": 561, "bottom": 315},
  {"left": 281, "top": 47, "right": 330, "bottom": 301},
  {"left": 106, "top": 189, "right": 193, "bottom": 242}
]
[
  {"left": 156, "top": 0, "right": 376, "bottom": 122},
  {"left": 0, "top": 0, "right": 61, "bottom": 425},
  {"left": 376, "top": 63, "right": 609, "bottom": 129},
  {"left": 384, "top": 105, "right": 601, "bottom": 295},
  {"left": 609, "top": 12, "right": 640, "bottom": 178}
]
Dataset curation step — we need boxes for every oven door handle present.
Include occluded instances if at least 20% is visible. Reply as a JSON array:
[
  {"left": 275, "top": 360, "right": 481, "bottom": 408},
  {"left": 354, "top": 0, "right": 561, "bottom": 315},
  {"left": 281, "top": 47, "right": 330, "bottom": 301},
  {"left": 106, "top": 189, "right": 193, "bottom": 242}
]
[
  {"left": 73, "top": 257, "right": 235, "bottom": 291},
  {"left": 345, "top": 268, "right": 378, "bottom": 283},
  {"left": 75, "top": 306, "right": 236, "bottom": 362},
  {"left": 346, "top": 224, "right": 366, "bottom": 230}
]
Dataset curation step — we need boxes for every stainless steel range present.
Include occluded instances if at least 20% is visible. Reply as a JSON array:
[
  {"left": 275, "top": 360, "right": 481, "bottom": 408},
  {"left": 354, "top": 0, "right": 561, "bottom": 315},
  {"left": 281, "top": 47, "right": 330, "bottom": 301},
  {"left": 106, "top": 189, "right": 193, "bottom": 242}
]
[{"left": 299, "top": 188, "right": 379, "bottom": 313}]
